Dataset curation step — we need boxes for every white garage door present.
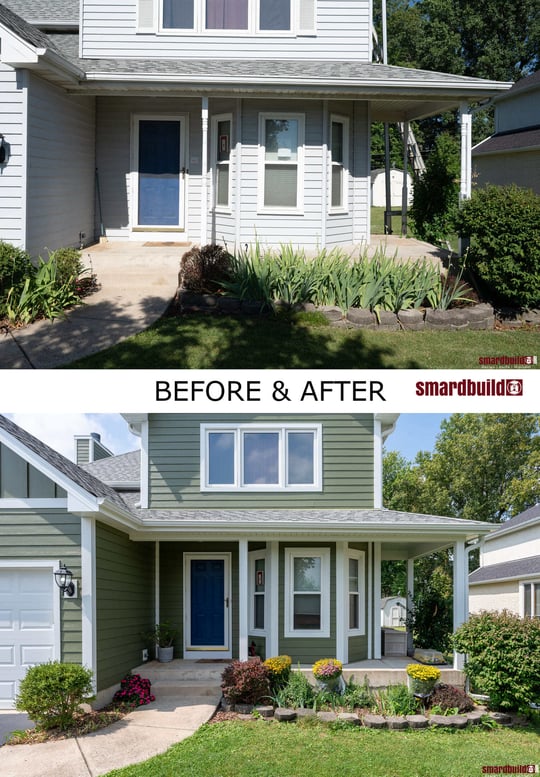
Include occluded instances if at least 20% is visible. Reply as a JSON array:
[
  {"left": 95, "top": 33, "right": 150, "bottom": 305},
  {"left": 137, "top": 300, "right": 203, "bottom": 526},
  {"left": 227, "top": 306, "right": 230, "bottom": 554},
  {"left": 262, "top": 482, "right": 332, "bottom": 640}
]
[{"left": 0, "top": 567, "right": 57, "bottom": 709}]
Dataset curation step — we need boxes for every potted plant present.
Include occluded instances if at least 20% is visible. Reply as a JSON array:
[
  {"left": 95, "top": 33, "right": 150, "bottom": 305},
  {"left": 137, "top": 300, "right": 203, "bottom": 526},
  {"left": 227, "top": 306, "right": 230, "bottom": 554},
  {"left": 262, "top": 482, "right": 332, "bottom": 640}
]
[
  {"left": 406, "top": 663, "right": 441, "bottom": 697},
  {"left": 312, "top": 658, "right": 344, "bottom": 692},
  {"left": 145, "top": 622, "right": 178, "bottom": 662}
]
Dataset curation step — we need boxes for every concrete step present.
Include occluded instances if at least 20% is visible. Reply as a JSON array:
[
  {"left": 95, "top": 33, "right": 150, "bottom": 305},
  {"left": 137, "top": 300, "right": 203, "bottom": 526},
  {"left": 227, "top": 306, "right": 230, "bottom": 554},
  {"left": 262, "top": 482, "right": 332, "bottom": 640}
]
[
  {"left": 151, "top": 680, "right": 222, "bottom": 697},
  {"left": 132, "top": 660, "right": 225, "bottom": 684}
]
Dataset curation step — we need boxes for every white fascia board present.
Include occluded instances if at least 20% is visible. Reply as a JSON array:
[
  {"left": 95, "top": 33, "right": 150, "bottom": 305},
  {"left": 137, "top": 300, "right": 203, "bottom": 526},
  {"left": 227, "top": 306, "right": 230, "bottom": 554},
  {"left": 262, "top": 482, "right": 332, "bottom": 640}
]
[
  {"left": 0, "top": 24, "right": 42, "bottom": 63},
  {"left": 484, "top": 515, "right": 540, "bottom": 541}
]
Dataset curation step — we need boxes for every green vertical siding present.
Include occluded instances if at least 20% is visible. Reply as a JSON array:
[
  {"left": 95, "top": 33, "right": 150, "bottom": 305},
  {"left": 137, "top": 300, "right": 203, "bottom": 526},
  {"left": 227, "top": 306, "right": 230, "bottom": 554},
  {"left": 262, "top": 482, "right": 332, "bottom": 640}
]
[
  {"left": 0, "top": 444, "right": 66, "bottom": 498},
  {"left": 0, "top": 509, "right": 81, "bottom": 661},
  {"left": 95, "top": 522, "right": 154, "bottom": 691},
  {"left": 148, "top": 414, "right": 374, "bottom": 509}
]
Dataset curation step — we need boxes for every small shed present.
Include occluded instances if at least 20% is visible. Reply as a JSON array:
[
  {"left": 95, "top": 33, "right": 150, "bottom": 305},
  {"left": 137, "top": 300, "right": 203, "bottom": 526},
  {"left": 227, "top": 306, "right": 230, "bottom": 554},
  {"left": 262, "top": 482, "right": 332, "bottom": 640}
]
[
  {"left": 371, "top": 168, "right": 414, "bottom": 207},
  {"left": 381, "top": 596, "right": 407, "bottom": 628}
]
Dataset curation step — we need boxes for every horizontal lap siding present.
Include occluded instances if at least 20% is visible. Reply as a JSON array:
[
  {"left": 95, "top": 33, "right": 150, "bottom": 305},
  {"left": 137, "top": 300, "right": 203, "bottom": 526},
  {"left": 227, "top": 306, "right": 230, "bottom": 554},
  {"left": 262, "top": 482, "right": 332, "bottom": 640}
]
[
  {"left": 26, "top": 75, "right": 95, "bottom": 256},
  {"left": 148, "top": 413, "right": 374, "bottom": 508},
  {"left": 0, "top": 510, "right": 81, "bottom": 661},
  {"left": 0, "top": 66, "right": 25, "bottom": 247},
  {"left": 95, "top": 522, "right": 154, "bottom": 690},
  {"left": 81, "top": 0, "right": 370, "bottom": 60}
]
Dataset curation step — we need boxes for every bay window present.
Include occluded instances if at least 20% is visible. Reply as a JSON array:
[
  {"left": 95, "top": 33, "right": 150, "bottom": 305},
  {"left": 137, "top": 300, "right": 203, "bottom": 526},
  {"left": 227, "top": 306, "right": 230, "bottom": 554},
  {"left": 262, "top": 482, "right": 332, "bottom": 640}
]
[
  {"left": 213, "top": 115, "right": 232, "bottom": 208},
  {"left": 285, "top": 548, "right": 330, "bottom": 637},
  {"left": 330, "top": 116, "right": 348, "bottom": 211},
  {"left": 347, "top": 550, "right": 365, "bottom": 634},
  {"left": 260, "top": 114, "right": 304, "bottom": 211}
]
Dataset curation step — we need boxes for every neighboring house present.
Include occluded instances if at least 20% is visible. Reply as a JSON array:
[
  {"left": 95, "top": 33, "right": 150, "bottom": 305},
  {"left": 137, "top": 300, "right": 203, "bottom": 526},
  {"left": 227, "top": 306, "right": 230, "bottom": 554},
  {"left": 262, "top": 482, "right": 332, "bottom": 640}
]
[
  {"left": 0, "top": 413, "right": 495, "bottom": 708},
  {"left": 472, "top": 70, "right": 540, "bottom": 194},
  {"left": 469, "top": 503, "right": 540, "bottom": 617},
  {"left": 380, "top": 595, "right": 406, "bottom": 628},
  {"left": 370, "top": 169, "right": 413, "bottom": 208},
  {"left": 0, "top": 1, "right": 511, "bottom": 255}
]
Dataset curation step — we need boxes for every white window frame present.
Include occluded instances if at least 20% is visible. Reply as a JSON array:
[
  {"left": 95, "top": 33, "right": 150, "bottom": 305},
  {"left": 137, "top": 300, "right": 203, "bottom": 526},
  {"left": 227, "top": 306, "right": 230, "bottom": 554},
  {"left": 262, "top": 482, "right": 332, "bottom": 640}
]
[
  {"left": 211, "top": 113, "right": 233, "bottom": 211},
  {"left": 521, "top": 579, "right": 540, "bottom": 618},
  {"left": 347, "top": 549, "right": 365, "bottom": 636},
  {"left": 200, "top": 423, "right": 322, "bottom": 491},
  {"left": 329, "top": 114, "right": 349, "bottom": 213},
  {"left": 258, "top": 113, "right": 305, "bottom": 214},
  {"left": 249, "top": 550, "right": 267, "bottom": 634},
  {"left": 284, "top": 547, "right": 330, "bottom": 638},
  {"left": 158, "top": 0, "right": 310, "bottom": 34}
]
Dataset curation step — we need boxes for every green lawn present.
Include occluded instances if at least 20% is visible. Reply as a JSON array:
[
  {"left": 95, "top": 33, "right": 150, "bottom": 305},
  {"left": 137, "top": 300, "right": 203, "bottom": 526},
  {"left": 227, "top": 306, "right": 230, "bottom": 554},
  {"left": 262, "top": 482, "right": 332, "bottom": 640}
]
[
  {"left": 105, "top": 718, "right": 540, "bottom": 777},
  {"left": 66, "top": 312, "right": 539, "bottom": 369}
]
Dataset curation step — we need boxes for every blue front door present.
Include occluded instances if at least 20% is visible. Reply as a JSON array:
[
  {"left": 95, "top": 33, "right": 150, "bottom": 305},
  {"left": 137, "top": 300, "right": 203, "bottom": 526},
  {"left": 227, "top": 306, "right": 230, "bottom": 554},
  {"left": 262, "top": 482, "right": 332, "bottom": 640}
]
[
  {"left": 189, "top": 557, "right": 228, "bottom": 650},
  {"left": 137, "top": 119, "right": 182, "bottom": 226}
]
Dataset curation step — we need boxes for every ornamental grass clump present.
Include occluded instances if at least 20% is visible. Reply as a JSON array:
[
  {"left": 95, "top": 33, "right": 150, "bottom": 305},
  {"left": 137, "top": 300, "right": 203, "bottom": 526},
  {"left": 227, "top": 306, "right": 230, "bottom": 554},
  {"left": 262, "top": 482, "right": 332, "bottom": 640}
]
[
  {"left": 312, "top": 658, "right": 343, "bottom": 680},
  {"left": 264, "top": 655, "right": 292, "bottom": 691},
  {"left": 112, "top": 674, "right": 155, "bottom": 709}
]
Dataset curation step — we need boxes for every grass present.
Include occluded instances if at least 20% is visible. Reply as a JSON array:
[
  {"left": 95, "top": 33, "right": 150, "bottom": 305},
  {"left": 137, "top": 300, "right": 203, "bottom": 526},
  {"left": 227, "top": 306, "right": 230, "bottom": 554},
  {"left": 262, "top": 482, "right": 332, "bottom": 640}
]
[
  {"left": 65, "top": 312, "right": 540, "bottom": 369},
  {"left": 104, "top": 717, "right": 540, "bottom": 777},
  {"left": 371, "top": 206, "right": 409, "bottom": 236}
]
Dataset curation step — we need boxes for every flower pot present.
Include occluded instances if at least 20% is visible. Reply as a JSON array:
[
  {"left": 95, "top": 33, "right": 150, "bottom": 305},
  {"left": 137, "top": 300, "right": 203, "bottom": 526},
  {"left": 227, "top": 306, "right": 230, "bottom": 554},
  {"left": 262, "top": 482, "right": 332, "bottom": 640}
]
[
  {"left": 157, "top": 646, "right": 174, "bottom": 663},
  {"left": 316, "top": 674, "right": 344, "bottom": 693},
  {"left": 407, "top": 676, "right": 437, "bottom": 697}
]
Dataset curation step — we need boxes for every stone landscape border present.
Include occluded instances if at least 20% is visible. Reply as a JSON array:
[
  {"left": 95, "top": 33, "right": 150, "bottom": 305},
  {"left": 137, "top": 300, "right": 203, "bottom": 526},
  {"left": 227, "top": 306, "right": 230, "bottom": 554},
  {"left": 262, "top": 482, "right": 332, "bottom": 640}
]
[{"left": 174, "top": 291, "right": 499, "bottom": 331}]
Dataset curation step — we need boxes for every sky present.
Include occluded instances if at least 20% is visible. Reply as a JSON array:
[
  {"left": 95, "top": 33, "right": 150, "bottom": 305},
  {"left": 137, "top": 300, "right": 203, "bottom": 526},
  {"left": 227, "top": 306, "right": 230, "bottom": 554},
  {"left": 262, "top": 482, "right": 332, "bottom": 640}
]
[{"left": 3, "top": 413, "right": 450, "bottom": 462}]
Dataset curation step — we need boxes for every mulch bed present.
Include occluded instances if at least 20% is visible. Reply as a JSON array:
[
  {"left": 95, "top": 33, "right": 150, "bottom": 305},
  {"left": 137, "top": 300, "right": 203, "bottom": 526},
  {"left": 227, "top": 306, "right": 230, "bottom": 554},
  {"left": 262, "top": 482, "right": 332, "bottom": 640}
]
[{"left": 6, "top": 707, "right": 128, "bottom": 745}]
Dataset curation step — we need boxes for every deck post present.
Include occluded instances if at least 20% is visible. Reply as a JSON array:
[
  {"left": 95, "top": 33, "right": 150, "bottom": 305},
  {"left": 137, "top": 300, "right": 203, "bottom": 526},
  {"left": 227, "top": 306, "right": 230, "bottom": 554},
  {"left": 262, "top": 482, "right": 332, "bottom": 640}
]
[{"left": 453, "top": 540, "right": 467, "bottom": 670}]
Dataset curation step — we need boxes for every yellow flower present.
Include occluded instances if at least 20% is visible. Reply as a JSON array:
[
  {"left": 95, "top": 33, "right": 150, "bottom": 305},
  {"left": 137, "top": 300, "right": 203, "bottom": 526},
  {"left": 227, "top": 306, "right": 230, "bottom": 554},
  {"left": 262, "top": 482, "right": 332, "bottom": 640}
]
[
  {"left": 263, "top": 655, "right": 292, "bottom": 676},
  {"left": 406, "top": 663, "right": 441, "bottom": 681}
]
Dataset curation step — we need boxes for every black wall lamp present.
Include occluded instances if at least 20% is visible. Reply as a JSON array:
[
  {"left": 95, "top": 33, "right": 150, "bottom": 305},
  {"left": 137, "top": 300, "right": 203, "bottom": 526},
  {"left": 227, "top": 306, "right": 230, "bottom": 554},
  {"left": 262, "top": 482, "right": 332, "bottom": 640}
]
[
  {"left": 54, "top": 562, "right": 76, "bottom": 597},
  {"left": 0, "top": 136, "right": 6, "bottom": 164}
]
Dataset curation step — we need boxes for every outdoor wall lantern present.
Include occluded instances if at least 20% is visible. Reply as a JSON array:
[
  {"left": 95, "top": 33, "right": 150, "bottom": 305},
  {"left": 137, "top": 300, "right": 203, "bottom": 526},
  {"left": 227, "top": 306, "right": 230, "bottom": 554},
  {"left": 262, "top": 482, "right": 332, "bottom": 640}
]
[
  {"left": 54, "top": 562, "right": 76, "bottom": 597},
  {"left": 0, "top": 136, "right": 6, "bottom": 164}
]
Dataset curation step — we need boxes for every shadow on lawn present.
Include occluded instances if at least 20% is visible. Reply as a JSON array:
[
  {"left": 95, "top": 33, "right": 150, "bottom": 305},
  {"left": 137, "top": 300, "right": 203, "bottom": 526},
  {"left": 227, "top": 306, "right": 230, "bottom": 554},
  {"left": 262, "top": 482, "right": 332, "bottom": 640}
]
[{"left": 67, "top": 310, "right": 421, "bottom": 369}]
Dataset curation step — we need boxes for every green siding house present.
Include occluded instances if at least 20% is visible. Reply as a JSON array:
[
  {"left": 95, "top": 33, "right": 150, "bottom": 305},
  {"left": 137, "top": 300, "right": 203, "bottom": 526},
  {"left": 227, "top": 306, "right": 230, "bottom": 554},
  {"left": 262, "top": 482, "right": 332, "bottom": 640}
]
[{"left": 0, "top": 413, "right": 493, "bottom": 708}]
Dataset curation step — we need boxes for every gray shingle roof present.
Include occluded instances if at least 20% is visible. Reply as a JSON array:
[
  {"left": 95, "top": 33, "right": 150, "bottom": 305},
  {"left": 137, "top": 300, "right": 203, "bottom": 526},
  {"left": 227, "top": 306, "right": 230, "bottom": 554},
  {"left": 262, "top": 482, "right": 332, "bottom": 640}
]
[
  {"left": 1, "top": 0, "right": 78, "bottom": 25},
  {"left": 0, "top": 3, "right": 57, "bottom": 48},
  {"left": 488, "top": 504, "right": 540, "bottom": 534},
  {"left": 469, "top": 555, "right": 540, "bottom": 584},
  {"left": 0, "top": 415, "right": 129, "bottom": 511},
  {"left": 82, "top": 450, "right": 140, "bottom": 484},
  {"left": 473, "top": 125, "right": 540, "bottom": 155}
]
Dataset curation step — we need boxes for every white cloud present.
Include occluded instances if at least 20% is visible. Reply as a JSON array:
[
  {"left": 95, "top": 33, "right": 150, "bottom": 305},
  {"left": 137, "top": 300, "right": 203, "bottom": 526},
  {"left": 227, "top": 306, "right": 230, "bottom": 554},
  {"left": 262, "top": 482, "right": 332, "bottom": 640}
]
[{"left": 4, "top": 414, "right": 139, "bottom": 461}]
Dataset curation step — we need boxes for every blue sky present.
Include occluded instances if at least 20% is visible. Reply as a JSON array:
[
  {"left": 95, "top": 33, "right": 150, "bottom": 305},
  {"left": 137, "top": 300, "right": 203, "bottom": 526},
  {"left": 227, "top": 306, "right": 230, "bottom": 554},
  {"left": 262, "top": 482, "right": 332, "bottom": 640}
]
[{"left": 4, "top": 413, "right": 450, "bottom": 462}]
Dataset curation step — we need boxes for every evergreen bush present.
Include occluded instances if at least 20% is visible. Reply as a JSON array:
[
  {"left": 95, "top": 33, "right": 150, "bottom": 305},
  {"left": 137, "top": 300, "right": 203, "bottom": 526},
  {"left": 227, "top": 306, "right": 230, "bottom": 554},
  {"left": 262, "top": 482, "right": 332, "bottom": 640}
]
[
  {"left": 16, "top": 662, "right": 94, "bottom": 730},
  {"left": 454, "top": 184, "right": 540, "bottom": 308},
  {"left": 452, "top": 610, "right": 540, "bottom": 713}
]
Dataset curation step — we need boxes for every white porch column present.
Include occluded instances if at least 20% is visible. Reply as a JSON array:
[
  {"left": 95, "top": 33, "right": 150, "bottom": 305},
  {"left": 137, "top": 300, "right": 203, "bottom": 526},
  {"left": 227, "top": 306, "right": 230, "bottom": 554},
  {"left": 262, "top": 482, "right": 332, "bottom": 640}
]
[
  {"left": 373, "top": 542, "right": 382, "bottom": 659},
  {"left": 367, "top": 543, "right": 373, "bottom": 659},
  {"left": 154, "top": 541, "right": 160, "bottom": 625},
  {"left": 200, "top": 96, "right": 209, "bottom": 245},
  {"left": 406, "top": 557, "right": 414, "bottom": 655},
  {"left": 453, "top": 540, "right": 467, "bottom": 670},
  {"left": 267, "top": 541, "right": 279, "bottom": 658},
  {"left": 459, "top": 102, "right": 472, "bottom": 203},
  {"left": 336, "top": 542, "right": 347, "bottom": 664},
  {"left": 238, "top": 538, "right": 248, "bottom": 661},
  {"left": 81, "top": 516, "right": 96, "bottom": 689}
]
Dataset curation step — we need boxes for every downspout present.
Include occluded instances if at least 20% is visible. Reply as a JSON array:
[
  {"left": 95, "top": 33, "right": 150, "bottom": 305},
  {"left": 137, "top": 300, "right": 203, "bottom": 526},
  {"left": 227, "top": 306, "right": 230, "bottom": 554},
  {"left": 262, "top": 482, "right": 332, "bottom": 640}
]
[{"left": 201, "top": 97, "right": 209, "bottom": 245}]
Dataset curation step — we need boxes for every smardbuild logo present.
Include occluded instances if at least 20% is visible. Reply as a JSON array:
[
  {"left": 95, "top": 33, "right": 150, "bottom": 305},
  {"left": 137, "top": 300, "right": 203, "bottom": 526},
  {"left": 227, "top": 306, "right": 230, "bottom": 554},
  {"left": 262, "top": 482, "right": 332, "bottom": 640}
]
[{"left": 415, "top": 378, "right": 524, "bottom": 397}]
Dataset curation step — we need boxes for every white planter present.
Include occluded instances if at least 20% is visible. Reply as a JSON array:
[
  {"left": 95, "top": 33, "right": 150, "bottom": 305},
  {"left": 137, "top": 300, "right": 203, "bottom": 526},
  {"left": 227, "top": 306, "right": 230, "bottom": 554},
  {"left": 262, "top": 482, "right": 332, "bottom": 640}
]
[{"left": 158, "top": 646, "right": 174, "bottom": 662}]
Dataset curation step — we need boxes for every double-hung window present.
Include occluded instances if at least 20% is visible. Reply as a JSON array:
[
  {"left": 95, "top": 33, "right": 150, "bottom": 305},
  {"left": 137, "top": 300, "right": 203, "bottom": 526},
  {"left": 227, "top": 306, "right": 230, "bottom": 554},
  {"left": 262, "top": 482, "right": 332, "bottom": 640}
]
[
  {"left": 285, "top": 548, "right": 330, "bottom": 637},
  {"left": 329, "top": 116, "right": 348, "bottom": 211},
  {"left": 250, "top": 551, "right": 266, "bottom": 632},
  {"left": 212, "top": 114, "right": 232, "bottom": 209},
  {"left": 347, "top": 550, "right": 365, "bottom": 634},
  {"left": 523, "top": 581, "right": 540, "bottom": 618},
  {"left": 259, "top": 114, "right": 304, "bottom": 211},
  {"left": 159, "top": 0, "right": 312, "bottom": 32},
  {"left": 201, "top": 423, "right": 322, "bottom": 491}
]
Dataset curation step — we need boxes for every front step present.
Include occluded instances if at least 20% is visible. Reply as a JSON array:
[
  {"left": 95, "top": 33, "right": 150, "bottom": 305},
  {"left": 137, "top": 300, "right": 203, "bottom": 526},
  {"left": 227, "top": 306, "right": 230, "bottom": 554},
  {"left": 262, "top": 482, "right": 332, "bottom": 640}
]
[
  {"left": 131, "top": 660, "right": 225, "bottom": 699},
  {"left": 151, "top": 680, "right": 222, "bottom": 697}
]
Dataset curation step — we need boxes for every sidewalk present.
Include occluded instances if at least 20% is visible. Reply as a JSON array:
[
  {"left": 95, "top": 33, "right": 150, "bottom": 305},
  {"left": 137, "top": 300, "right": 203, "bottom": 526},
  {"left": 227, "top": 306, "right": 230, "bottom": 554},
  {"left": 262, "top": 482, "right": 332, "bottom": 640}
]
[
  {"left": 0, "top": 241, "right": 183, "bottom": 369},
  {"left": 0, "top": 692, "right": 219, "bottom": 777}
]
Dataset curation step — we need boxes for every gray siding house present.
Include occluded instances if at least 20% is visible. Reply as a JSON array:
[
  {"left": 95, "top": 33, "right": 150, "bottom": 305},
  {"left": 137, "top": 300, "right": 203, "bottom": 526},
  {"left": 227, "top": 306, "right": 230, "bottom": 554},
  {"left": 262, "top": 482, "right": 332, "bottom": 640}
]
[
  {"left": 0, "top": 0, "right": 512, "bottom": 255},
  {"left": 0, "top": 413, "right": 494, "bottom": 708}
]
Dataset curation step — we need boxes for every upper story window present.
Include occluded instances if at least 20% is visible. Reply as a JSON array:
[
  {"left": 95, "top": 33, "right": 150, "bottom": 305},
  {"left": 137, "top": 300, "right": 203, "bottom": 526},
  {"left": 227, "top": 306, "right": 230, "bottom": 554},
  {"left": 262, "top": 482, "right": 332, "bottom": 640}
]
[
  {"left": 201, "top": 423, "right": 322, "bottom": 491},
  {"left": 160, "top": 0, "right": 306, "bottom": 32}
]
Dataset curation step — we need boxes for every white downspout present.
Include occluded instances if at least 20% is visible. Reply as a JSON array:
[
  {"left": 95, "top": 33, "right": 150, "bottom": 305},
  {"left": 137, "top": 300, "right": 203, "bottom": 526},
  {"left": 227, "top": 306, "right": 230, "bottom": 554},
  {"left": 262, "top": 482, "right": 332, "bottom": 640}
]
[{"left": 201, "top": 97, "right": 209, "bottom": 245}]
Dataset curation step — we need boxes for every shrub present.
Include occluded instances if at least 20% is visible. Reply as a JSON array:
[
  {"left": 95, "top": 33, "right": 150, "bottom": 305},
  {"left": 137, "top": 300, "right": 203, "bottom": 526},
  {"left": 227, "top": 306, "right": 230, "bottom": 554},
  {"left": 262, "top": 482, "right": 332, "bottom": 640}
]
[
  {"left": 410, "top": 133, "right": 460, "bottom": 246},
  {"left": 46, "top": 247, "right": 84, "bottom": 287},
  {"left": 221, "top": 659, "right": 270, "bottom": 705},
  {"left": 179, "top": 244, "right": 232, "bottom": 293},
  {"left": 428, "top": 684, "right": 474, "bottom": 714},
  {"left": 454, "top": 184, "right": 540, "bottom": 308},
  {"left": 16, "top": 661, "right": 94, "bottom": 730},
  {"left": 274, "top": 670, "right": 315, "bottom": 709},
  {"left": 452, "top": 610, "right": 540, "bottom": 713},
  {"left": 0, "top": 242, "right": 33, "bottom": 313},
  {"left": 5, "top": 256, "right": 82, "bottom": 324},
  {"left": 112, "top": 674, "right": 155, "bottom": 709},
  {"left": 263, "top": 655, "right": 292, "bottom": 691}
]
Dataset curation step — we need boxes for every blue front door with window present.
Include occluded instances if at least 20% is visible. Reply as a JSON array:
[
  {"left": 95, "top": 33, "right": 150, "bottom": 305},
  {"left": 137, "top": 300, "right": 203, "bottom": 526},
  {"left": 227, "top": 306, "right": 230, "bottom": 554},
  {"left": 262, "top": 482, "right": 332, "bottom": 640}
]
[
  {"left": 190, "top": 559, "right": 225, "bottom": 647},
  {"left": 138, "top": 119, "right": 181, "bottom": 226}
]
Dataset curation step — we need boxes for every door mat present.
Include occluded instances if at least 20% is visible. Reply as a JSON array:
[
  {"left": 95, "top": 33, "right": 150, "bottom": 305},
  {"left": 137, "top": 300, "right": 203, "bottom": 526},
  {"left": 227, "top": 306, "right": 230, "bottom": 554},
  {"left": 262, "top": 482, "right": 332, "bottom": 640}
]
[
  {"left": 196, "top": 659, "right": 232, "bottom": 663},
  {"left": 143, "top": 241, "right": 191, "bottom": 246}
]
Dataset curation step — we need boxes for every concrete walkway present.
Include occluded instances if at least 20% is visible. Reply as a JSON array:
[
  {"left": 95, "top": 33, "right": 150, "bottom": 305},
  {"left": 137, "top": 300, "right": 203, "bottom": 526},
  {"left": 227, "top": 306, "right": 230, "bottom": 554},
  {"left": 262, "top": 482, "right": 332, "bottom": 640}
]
[
  {"left": 0, "top": 692, "right": 219, "bottom": 777},
  {"left": 0, "top": 236, "right": 447, "bottom": 369}
]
